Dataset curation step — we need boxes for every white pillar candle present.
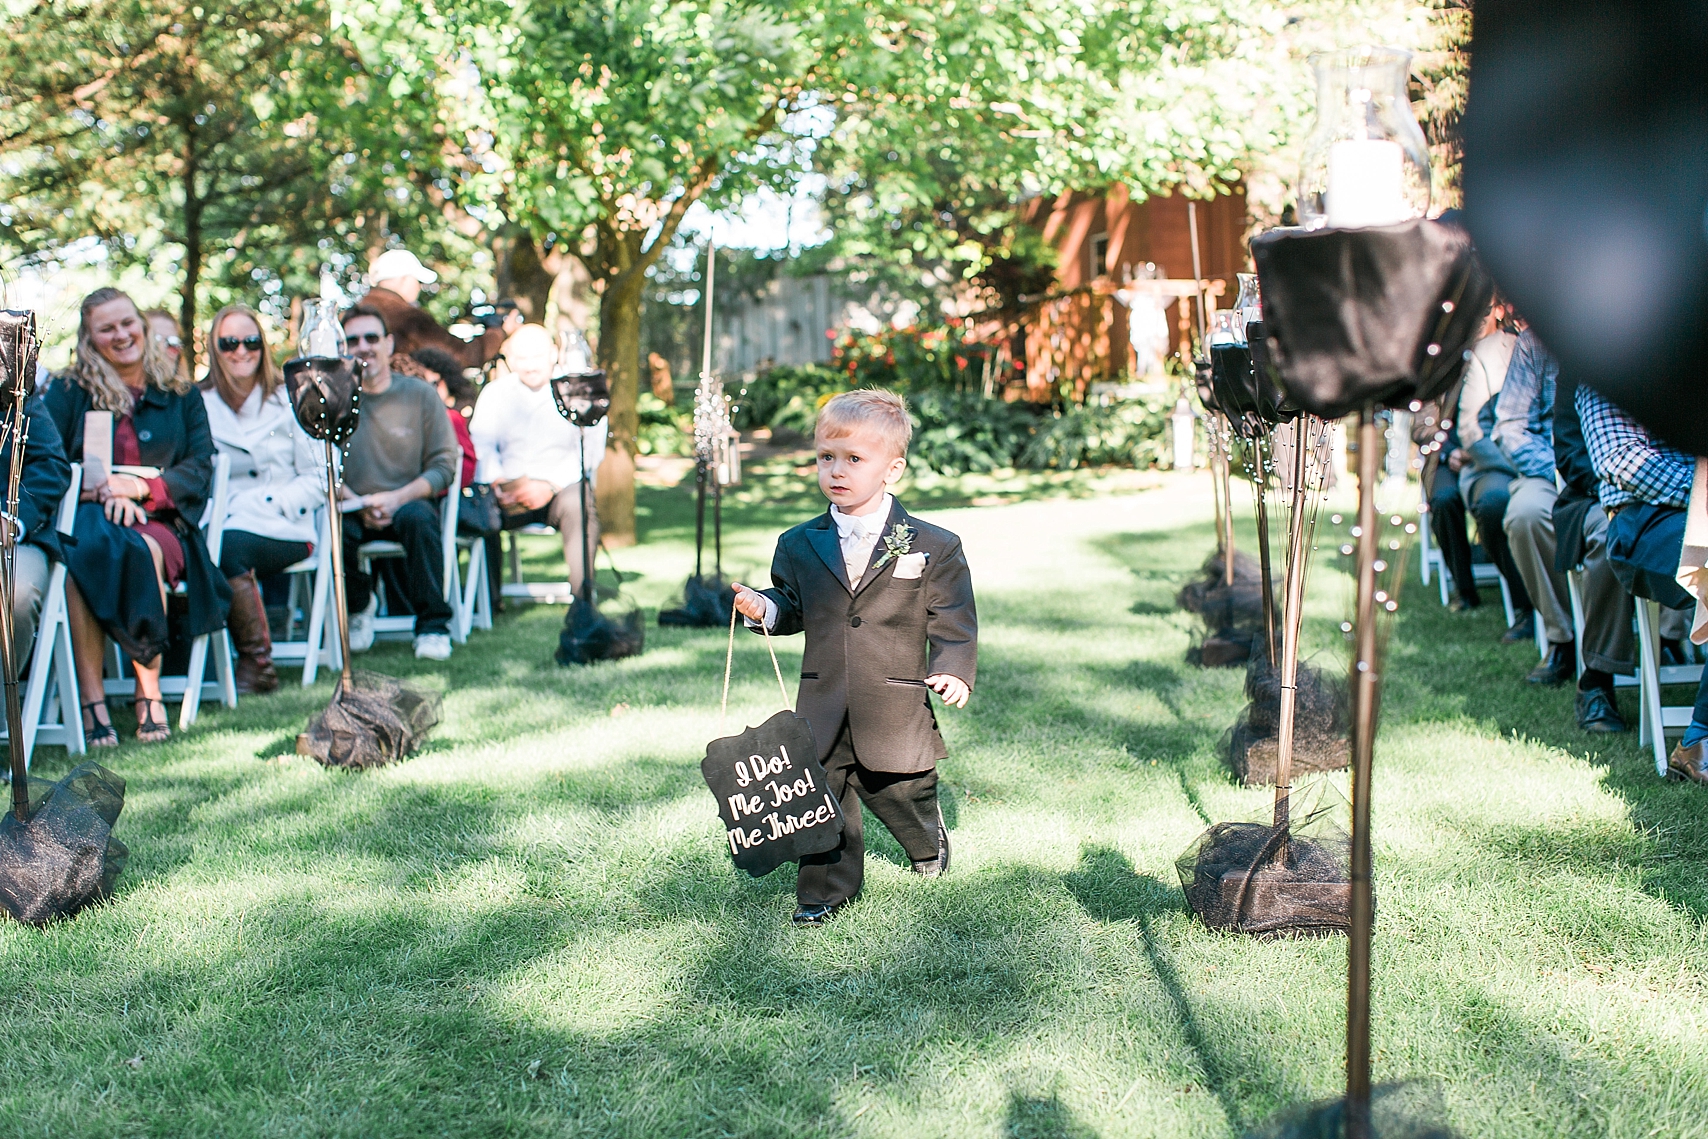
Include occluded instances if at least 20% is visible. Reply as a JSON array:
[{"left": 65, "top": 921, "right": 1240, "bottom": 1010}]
[{"left": 1326, "top": 138, "right": 1406, "bottom": 229}]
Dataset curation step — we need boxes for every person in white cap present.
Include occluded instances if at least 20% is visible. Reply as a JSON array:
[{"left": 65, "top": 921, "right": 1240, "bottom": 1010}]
[{"left": 359, "top": 248, "right": 520, "bottom": 369}]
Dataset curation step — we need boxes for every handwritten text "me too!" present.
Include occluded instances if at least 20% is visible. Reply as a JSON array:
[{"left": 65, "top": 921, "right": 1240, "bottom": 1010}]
[{"left": 725, "top": 744, "right": 838, "bottom": 854}]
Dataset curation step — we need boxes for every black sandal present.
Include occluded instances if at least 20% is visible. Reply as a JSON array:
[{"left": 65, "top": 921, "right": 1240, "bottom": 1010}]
[
  {"left": 134, "top": 698, "right": 171, "bottom": 745},
  {"left": 82, "top": 701, "right": 119, "bottom": 748}
]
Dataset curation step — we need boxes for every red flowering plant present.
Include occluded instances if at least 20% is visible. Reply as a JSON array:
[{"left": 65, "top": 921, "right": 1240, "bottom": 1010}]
[{"left": 828, "top": 324, "right": 992, "bottom": 394}]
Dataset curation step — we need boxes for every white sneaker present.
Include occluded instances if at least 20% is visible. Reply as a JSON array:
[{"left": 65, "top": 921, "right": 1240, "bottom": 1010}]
[
  {"left": 348, "top": 597, "right": 377, "bottom": 653},
  {"left": 413, "top": 632, "right": 452, "bottom": 661}
]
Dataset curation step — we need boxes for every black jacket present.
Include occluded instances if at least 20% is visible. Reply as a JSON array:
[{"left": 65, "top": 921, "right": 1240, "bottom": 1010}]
[
  {"left": 1552, "top": 374, "right": 1598, "bottom": 572},
  {"left": 0, "top": 396, "right": 73, "bottom": 562},
  {"left": 757, "top": 500, "right": 978, "bottom": 774},
  {"left": 44, "top": 376, "right": 230, "bottom": 649}
]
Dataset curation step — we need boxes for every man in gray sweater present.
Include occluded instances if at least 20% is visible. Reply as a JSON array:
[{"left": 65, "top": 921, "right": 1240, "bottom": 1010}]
[{"left": 339, "top": 305, "right": 461, "bottom": 660}]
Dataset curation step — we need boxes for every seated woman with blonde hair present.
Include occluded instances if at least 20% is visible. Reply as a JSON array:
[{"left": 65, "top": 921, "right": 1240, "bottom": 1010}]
[
  {"left": 199, "top": 304, "right": 324, "bottom": 693},
  {"left": 45, "top": 288, "right": 230, "bottom": 745}
]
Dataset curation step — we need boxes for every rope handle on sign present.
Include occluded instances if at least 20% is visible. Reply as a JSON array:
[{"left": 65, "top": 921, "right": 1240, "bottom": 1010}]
[{"left": 719, "top": 597, "right": 793, "bottom": 733}]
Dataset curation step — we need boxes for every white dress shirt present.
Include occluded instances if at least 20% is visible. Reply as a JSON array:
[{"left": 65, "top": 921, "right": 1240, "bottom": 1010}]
[
  {"left": 467, "top": 374, "right": 608, "bottom": 488},
  {"left": 748, "top": 495, "right": 893, "bottom": 631}
]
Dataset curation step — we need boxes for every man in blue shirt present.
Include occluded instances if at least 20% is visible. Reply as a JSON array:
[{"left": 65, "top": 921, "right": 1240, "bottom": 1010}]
[{"left": 1491, "top": 331, "right": 1575, "bottom": 684}]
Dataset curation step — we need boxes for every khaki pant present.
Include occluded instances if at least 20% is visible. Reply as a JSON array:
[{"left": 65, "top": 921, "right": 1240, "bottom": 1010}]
[
  {"left": 502, "top": 482, "right": 601, "bottom": 597},
  {"left": 1504, "top": 476, "right": 1573, "bottom": 645},
  {"left": 10, "top": 545, "right": 49, "bottom": 662}
]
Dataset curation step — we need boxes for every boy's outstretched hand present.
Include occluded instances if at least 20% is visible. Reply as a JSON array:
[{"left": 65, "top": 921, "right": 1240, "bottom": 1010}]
[
  {"left": 926, "top": 675, "right": 970, "bottom": 708},
  {"left": 729, "top": 583, "right": 769, "bottom": 623}
]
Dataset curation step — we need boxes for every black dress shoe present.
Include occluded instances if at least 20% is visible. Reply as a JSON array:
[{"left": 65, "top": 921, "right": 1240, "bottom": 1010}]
[
  {"left": 792, "top": 902, "right": 846, "bottom": 926},
  {"left": 1575, "top": 687, "right": 1627, "bottom": 733},
  {"left": 1667, "top": 741, "right": 1708, "bottom": 785},
  {"left": 912, "top": 808, "right": 951, "bottom": 877},
  {"left": 1502, "top": 610, "right": 1536, "bottom": 644},
  {"left": 1527, "top": 641, "right": 1575, "bottom": 686},
  {"left": 1448, "top": 593, "right": 1480, "bottom": 613}
]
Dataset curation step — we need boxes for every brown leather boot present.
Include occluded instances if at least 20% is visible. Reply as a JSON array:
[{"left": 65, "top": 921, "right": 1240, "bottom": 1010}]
[
  {"left": 227, "top": 570, "right": 279, "bottom": 694},
  {"left": 1667, "top": 741, "right": 1708, "bottom": 785}
]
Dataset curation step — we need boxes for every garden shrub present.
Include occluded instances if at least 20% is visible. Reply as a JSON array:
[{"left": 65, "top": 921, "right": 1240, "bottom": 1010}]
[
  {"left": 636, "top": 391, "right": 692, "bottom": 456},
  {"left": 721, "top": 325, "right": 1172, "bottom": 473},
  {"left": 909, "top": 391, "right": 1040, "bottom": 474}
]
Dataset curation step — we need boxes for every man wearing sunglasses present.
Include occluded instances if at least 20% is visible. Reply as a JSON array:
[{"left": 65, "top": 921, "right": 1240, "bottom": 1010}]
[{"left": 337, "top": 305, "right": 461, "bottom": 660}]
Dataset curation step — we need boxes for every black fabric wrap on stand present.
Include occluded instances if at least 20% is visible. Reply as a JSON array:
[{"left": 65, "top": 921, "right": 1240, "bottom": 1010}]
[
  {"left": 1235, "top": 217, "right": 1488, "bottom": 1139},
  {"left": 0, "top": 764, "right": 128, "bottom": 925},
  {"left": 281, "top": 357, "right": 362, "bottom": 446},
  {"left": 549, "top": 367, "right": 644, "bottom": 666},
  {"left": 1213, "top": 327, "right": 1298, "bottom": 432},
  {"left": 1251, "top": 220, "right": 1493, "bottom": 419}
]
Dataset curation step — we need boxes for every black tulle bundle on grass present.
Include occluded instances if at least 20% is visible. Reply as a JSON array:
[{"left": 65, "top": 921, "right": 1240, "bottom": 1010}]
[
  {"left": 1243, "top": 1081, "right": 1457, "bottom": 1139},
  {"left": 297, "top": 670, "right": 442, "bottom": 769},
  {"left": 658, "top": 574, "right": 734, "bottom": 629},
  {"left": 1179, "top": 550, "right": 1270, "bottom": 667},
  {"left": 557, "top": 595, "right": 645, "bottom": 666},
  {"left": 1177, "top": 781, "right": 1352, "bottom": 938},
  {"left": 0, "top": 763, "right": 127, "bottom": 925},
  {"left": 1176, "top": 550, "right": 1264, "bottom": 619},
  {"left": 1228, "top": 650, "right": 1349, "bottom": 784}
]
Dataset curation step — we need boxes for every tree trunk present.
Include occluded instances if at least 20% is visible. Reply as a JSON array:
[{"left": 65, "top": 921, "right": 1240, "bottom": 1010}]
[
  {"left": 495, "top": 225, "right": 556, "bottom": 325},
  {"left": 179, "top": 145, "right": 203, "bottom": 375},
  {"left": 595, "top": 229, "right": 646, "bottom": 546}
]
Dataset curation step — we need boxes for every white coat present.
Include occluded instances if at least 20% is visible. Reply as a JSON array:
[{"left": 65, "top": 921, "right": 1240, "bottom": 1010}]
[{"left": 201, "top": 384, "right": 325, "bottom": 545}]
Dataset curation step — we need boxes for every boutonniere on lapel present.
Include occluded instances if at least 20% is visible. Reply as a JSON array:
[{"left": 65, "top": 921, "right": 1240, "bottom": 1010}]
[{"left": 871, "top": 523, "right": 917, "bottom": 572}]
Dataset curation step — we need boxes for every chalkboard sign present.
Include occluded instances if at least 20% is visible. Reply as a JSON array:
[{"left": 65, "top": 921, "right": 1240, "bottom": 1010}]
[{"left": 702, "top": 709, "right": 843, "bottom": 877}]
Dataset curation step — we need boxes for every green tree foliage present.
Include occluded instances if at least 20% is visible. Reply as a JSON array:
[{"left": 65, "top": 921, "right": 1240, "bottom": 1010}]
[{"left": 0, "top": 0, "right": 458, "bottom": 362}]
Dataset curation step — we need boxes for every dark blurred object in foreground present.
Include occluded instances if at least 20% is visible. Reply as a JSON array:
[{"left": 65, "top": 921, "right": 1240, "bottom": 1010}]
[
  {"left": 0, "top": 763, "right": 127, "bottom": 925},
  {"left": 1462, "top": 0, "right": 1708, "bottom": 456}
]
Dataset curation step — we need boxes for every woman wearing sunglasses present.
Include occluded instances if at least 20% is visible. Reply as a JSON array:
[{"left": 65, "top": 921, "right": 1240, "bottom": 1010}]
[
  {"left": 45, "top": 287, "right": 230, "bottom": 746},
  {"left": 198, "top": 305, "right": 324, "bottom": 693}
]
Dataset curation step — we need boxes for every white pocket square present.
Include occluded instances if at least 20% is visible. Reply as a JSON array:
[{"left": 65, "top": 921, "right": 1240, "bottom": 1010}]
[{"left": 893, "top": 552, "right": 929, "bottom": 579}]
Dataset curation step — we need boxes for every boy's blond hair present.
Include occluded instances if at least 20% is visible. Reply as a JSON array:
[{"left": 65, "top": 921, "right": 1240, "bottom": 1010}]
[{"left": 815, "top": 389, "right": 912, "bottom": 458}]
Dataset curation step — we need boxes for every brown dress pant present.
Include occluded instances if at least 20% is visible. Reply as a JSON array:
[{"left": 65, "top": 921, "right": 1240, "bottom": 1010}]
[{"left": 795, "top": 717, "right": 941, "bottom": 908}]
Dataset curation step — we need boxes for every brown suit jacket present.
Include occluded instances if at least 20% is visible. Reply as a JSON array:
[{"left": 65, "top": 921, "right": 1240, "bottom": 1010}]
[
  {"left": 358, "top": 288, "right": 506, "bottom": 370},
  {"left": 757, "top": 499, "right": 977, "bottom": 773}
]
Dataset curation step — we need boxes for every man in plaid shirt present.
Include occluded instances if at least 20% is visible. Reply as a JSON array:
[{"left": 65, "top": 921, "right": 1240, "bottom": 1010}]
[{"left": 1580, "top": 386, "right": 1707, "bottom": 784}]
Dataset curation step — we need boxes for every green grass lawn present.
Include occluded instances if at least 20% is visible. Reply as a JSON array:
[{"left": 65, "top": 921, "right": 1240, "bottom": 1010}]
[{"left": 3, "top": 465, "right": 1705, "bottom": 1138}]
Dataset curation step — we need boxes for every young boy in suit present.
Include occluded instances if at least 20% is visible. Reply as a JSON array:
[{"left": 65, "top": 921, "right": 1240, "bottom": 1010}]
[{"left": 732, "top": 390, "right": 978, "bottom": 925}]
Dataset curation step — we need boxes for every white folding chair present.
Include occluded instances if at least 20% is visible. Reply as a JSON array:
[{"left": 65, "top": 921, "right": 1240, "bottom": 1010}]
[
  {"left": 271, "top": 508, "right": 338, "bottom": 685},
  {"left": 1419, "top": 490, "right": 1520, "bottom": 626},
  {"left": 357, "top": 465, "right": 467, "bottom": 644},
  {"left": 104, "top": 453, "right": 239, "bottom": 728},
  {"left": 1633, "top": 597, "right": 1704, "bottom": 776},
  {"left": 503, "top": 524, "right": 575, "bottom": 606},
  {"left": 0, "top": 464, "right": 86, "bottom": 766},
  {"left": 455, "top": 516, "right": 492, "bottom": 636}
]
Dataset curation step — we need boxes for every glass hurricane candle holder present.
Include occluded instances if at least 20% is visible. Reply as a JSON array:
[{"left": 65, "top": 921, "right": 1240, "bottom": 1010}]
[
  {"left": 1297, "top": 46, "right": 1431, "bottom": 230},
  {"left": 298, "top": 299, "right": 345, "bottom": 360}
]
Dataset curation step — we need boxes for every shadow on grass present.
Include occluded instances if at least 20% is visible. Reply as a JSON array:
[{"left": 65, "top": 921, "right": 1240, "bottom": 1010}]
[
  {"left": 1061, "top": 844, "right": 1279, "bottom": 1135},
  {"left": 1005, "top": 1091, "right": 1101, "bottom": 1139},
  {"left": 1384, "top": 598, "right": 1708, "bottom": 922}
]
